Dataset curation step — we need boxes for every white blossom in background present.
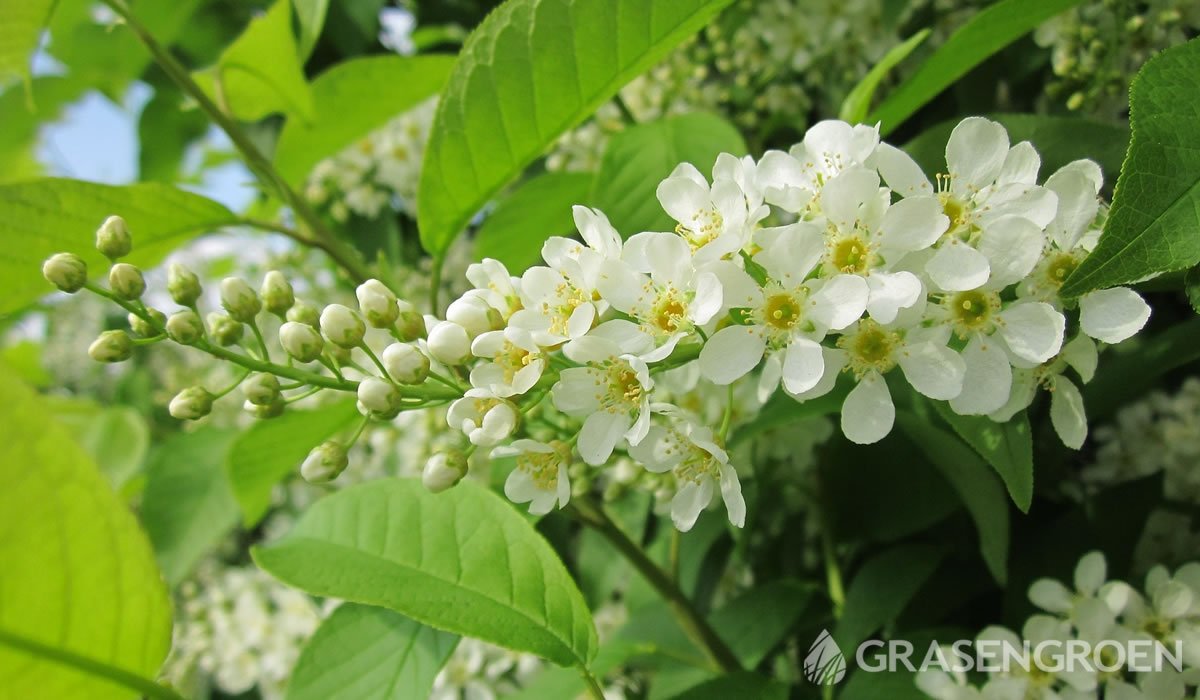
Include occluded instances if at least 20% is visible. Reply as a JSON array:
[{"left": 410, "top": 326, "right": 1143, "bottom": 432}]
[{"left": 430, "top": 637, "right": 542, "bottom": 700}]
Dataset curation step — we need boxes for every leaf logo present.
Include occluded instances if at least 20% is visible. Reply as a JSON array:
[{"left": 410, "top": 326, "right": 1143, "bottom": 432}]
[{"left": 804, "top": 629, "right": 847, "bottom": 685}]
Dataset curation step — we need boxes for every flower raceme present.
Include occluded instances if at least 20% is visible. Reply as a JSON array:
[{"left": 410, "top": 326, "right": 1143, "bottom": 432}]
[{"left": 46, "top": 117, "right": 1151, "bottom": 531}]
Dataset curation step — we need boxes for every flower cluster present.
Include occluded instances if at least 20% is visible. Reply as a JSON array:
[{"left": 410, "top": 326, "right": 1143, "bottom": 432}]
[{"left": 919, "top": 551, "right": 1200, "bottom": 700}]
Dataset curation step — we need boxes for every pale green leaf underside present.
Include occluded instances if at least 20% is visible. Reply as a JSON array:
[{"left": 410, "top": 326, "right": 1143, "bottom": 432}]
[
  {"left": 274, "top": 54, "right": 455, "bottom": 186},
  {"left": 0, "top": 0, "right": 55, "bottom": 88},
  {"left": 933, "top": 403, "right": 1033, "bottom": 512},
  {"left": 1062, "top": 38, "right": 1200, "bottom": 296},
  {"left": 474, "top": 171, "right": 594, "bottom": 273},
  {"left": 418, "top": 0, "right": 736, "bottom": 253},
  {"left": 254, "top": 478, "right": 598, "bottom": 667},
  {"left": 839, "top": 29, "right": 929, "bottom": 124},
  {"left": 0, "top": 364, "right": 172, "bottom": 698},
  {"left": 0, "top": 178, "right": 237, "bottom": 316},
  {"left": 287, "top": 604, "right": 458, "bottom": 700}
]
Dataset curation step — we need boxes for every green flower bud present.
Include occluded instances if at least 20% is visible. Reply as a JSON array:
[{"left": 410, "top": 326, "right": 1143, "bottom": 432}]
[
  {"left": 169, "top": 386, "right": 214, "bottom": 420},
  {"left": 95, "top": 215, "right": 132, "bottom": 260},
  {"left": 220, "top": 277, "right": 261, "bottom": 323},
  {"left": 381, "top": 342, "right": 430, "bottom": 384},
  {"left": 357, "top": 376, "right": 401, "bottom": 414},
  {"left": 279, "top": 321, "right": 325, "bottom": 362},
  {"left": 356, "top": 279, "right": 399, "bottom": 328},
  {"left": 300, "top": 441, "right": 349, "bottom": 483},
  {"left": 243, "top": 373, "right": 281, "bottom": 406},
  {"left": 166, "top": 309, "right": 205, "bottom": 345},
  {"left": 261, "top": 271, "right": 295, "bottom": 316},
  {"left": 320, "top": 304, "right": 366, "bottom": 348},
  {"left": 128, "top": 308, "right": 165, "bottom": 338},
  {"left": 287, "top": 300, "right": 321, "bottom": 328},
  {"left": 207, "top": 312, "right": 244, "bottom": 347},
  {"left": 42, "top": 253, "right": 88, "bottom": 293},
  {"left": 168, "top": 263, "right": 202, "bottom": 307},
  {"left": 423, "top": 449, "right": 468, "bottom": 493},
  {"left": 245, "top": 397, "right": 285, "bottom": 419},
  {"left": 108, "top": 263, "right": 145, "bottom": 301},
  {"left": 393, "top": 299, "right": 426, "bottom": 342},
  {"left": 88, "top": 330, "right": 133, "bottom": 363}
]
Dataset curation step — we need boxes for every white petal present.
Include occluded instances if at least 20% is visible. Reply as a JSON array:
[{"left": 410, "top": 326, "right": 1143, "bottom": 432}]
[
  {"left": 1060, "top": 335, "right": 1097, "bottom": 383},
  {"left": 782, "top": 337, "right": 826, "bottom": 395},
  {"left": 1050, "top": 377, "right": 1087, "bottom": 450},
  {"left": 949, "top": 336, "right": 1012, "bottom": 415},
  {"left": 628, "top": 425, "right": 685, "bottom": 471},
  {"left": 866, "top": 271, "right": 922, "bottom": 324},
  {"left": 946, "top": 117, "right": 1009, "bottom": 191},
  {"left": 926, "top": 242, "right": 990, "bottom": 291},
  {"left": 578, "top": 411, "right": 630, "bottom": 465},
  {"left": 757, "top": 351, "right": 783, "bottom": 402},
  {"left": 1029, "top": 579, "right": 1074, "bottom": 614},
  {"left": 978, "top": 216, "right": 1045, "bottom": 288},
  {"left": 552, "top": 368, "right": 602, "bottom": 414},
  {"left": 566, "top": 302, "right": 596, "bottom": 339},
  {"left": 819, "top": 167, "right": 880, "bottom": 229},
  {"left": 698, "top": 325, "right": 766, "bottom": 385},
  {"left": 788, "top": 347, "right": 845, "bottom": 401},
  {"left": 595, "top": 259, "right": 646, "bottom": 315},
  {"left": 841, "top": 371, "right": 895, "bottom": 444},
  {"left": 671, "top": 481, "right": 710, "bottom": 533},
  {"left": 640, "top": 231, "right": 692, "bottom": 287},
  {"left": 572, "top": 205, "right": 622, "bottom": 258},
  {"left": 1079, "top": 288, "right": 1151, "bottom": 344},
  {"left": 998, "top": 141, "right": 1041, "bottom": 185},
  {"left": 1075, "top": 551, "right": 1107, "bottom": 596},
  {"left": 810, "top": 274, "right": 869, "bottom": 330},
  {"left": 707, "top": 260, "right": 762, "bottom": 312},
  {"left": 691, "top": 271, "right": 722, "bottom": 325},
  {"left": 1044, "top": 168, "right": 1100, "bottom": 250},
  {"left": 871, "top": 143, "right": 933, "bottom": 196},
  {"left": 1000, "top": 301, "right": 1065, "bottom": 364},
  {"left": 898, "top": 342, "right": 966, "bottom": 400},
  {"left": 719, "top": 463, "right": 746, "bottom": 528},
  {"left": 757, "top": 222, "right": 824, "bottom": 285},
  {"left": 879, "top": 195, "right": 948, "bottom": 252},
  {"left": 656, "top": 176, "right": 710, "bottom": 224}
]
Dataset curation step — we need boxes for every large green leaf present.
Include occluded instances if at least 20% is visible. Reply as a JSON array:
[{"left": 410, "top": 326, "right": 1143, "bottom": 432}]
[
  {"left": 591, "top": 112, "right": 746, "bottom": 235},
  {"left": 254, "top": 478, "right": 599, "bottom": 667},
  {"left": 0, "top": 178, "right": 237, "bottom": 317},
  {"left": 274, "top": 55, "right": 455, "bottom": 185},
  {"left": 142, "top": 428, "right": 240, "bottom": 585},
  {"left": 869, "top": 0, "right": 1086, "bottom": 134},
  {"left": 287, "top": 604, "right": 458, "bottom": 700},
  {"left": 292, "top": 0, "right": 331, "bottom": 59},
  {"left": 417, "top": 0, "right": 736, "bottom": 253},
  {"left": 49, "top": 399, "right": 150, "bottom": 491},
  {"left": 0, "top": 0, "right": 56, "bottom": 88},
  {"left": 226, "top": 399, "right": 360, "bottom": 526},
  {"left": 474, "top": 171, "right": 595, "bottom": 273},
  {"left": 1061, "top": 38, "right": 1200, "bottom": 296},
  {"left": 932, "top": 403, "right": 1033, "bottom": 512},
  {"left": 0, "top": 364, "right": 172, "bottom": 698},
  {"left": 833, "top": 543, "right": 944, "bottom": 652},
  {"left": 193, "top": 0, "right": 315, "bottom": 123},
  {"left": 839, "top": 29, "right": 930, "bottom": 124}
]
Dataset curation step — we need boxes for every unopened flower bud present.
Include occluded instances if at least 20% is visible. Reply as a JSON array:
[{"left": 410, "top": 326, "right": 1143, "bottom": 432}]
[
  {"left": 245, "top": 397, "right": 285, "bottom": 419},
  {"left": 43, "top": 253, "right": 87, "bottom": 293},
  {"left": 423, "top": 449, "right": 468, "bottom": 493},
  {"left": 128, "top": 308, "right": 165, "bottom": 338},
  {"left": 166, "top": 309, "right": 205, "bottom": 345},
  {"left": 207, "top": 312, "right": 244, "bottom": 346},
  {"left": 168, "top": 263, "right": 202, "bottom": 306},
  {"left": 243, "top": 373, "right": 281, "bottom": 406},
  {"left": 95, "top": 215, "right": 132, "bottom": 259},
  {"left": 220, "top": 277, "right": 261, "bottom": 323},
  {"left": 356, "top": 279, "right": 399, "bottom": 328},
  {"left": 394, "top": 299, "right": 425, "bottom": 341},
  {"left": 357, "top": 376, "right": 401, "bottom": 414},
  {"left": 301, "top": 441, "right": 349, "bottom": 483},
  {"left": 446, "top": 293, "right": 502, "bottom": 337},
  {"left": 108, "top": 263, "right": 145, "bottom": 300},
  {"left": 427, "top": 320, "right": 471, "bottom": 366},
  {"left": 287, "top": 300, "right": 321, "bottom": 328},
  {"left": 321, "top": 304, "right": 366, "bottom": 348},
  {"left": 278, "top": 321, "right": 325, "bottom": 362},
  {"left": 88, "top": 330, "right": 133, "bottom": 363},
  {"left": 169, "top": 386, "right": 213, "bottom": 420},
  {"left": 382, "top": 342, "right": 430, "bottom": 384},
  {"left": 261, "top": 271, "right": 295, "bottom": 316}
]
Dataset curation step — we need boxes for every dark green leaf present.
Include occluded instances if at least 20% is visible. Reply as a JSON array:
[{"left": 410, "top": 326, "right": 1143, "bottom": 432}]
[
  {"left": 839, "top": 29, "right": 930, "bottom": 124},
  {"left": 475, "top": 171, "right": 595, "bottom": 273},
  {"left": 834, "top": 543, "right": 945, "bottom": 652},
  {"left": 1084, "top": 316, "right": 1200, "bottom": 421},
  {"left": 932, "top": 403, "right": 1033, "bottom": 512},
  {"left": 667, "top": 672, "right": 788, "bottom": 700}
]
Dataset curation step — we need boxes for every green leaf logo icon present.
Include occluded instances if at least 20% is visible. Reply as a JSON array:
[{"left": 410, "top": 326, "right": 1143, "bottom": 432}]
[{"left": 804, "top": 629, "right": 847, "bottom": 685}]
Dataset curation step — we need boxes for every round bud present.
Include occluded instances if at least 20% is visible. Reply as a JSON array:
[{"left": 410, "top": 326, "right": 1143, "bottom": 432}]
[
  {"left": 356, "top": 279, "right": 399, "bottom": 328},
  {"left": 427, "top": 320, "right": 471, "bottom": 366},
  {"left": 300, "top": 441, "right": 349, "bottom": 483},
  {"left": 244, "top": 397, "right": 285, "bottom": 419},
  {"left": 260, "top": 271, "right": 295, "bottom": 316},
  {"left": 423, "top": 449, "right": 468, "bottom": 493},
  {"left": 357, "top": 376, "right": 401, "bottom": 414},
  {"left": 243, "top": 373, "right": 281, "bottom": 406},
  {"left": 166, "top": 309, "right": 205, "bottom": 345},
  {"left": 108, "top": 263, "right": 145, "bottom": 301},
  {"left": 207, "top": 312, "right": 244, "bottom": 347},
  {"left": 169, "top": 386, "right": 214, "bottom": 420},
  {"left": 446, "top": 293, "right": 502, "bottom": 337},
  {"left": 167, "top": 263, "right": 202, "bottom": 307},
  {"left": 394, "top": 299, "right": 426, "bottom": 341},
  {"left": 287, "top": 300, "right": 321, "bottom": 328},
  {"left": 382, "top": 342, "right": 431, "bottom": 385},
  {"left": 88, "top": 330, "right": 133, "bottom": 363},
  {"left": 95, "top": 215, "right": 132, "bottom": 260},
  {"left": 128, "top": 308, "right": 165, "bottom": 338},
  {"left": 320, "top": 304, "right": 366, "bottom": 348},
  {"left": 327, "top": 343, "right": 352, "bottom": 364},
  {"left": 220, "top": 277, "right": 261, "bottom": 323},
  {"left": 42, "top": 253, "right": 87, "bottom": 293},
  {"left": 279, "top": 321, "right": 325, "bottom": 362}
]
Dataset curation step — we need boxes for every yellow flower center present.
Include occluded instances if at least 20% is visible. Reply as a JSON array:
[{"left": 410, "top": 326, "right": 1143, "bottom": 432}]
[
  {"left": 764, "top": 291, "right": 803, "bottom": 331},
  {"left": 947, "top": 290, "right": 1000, "bottom": 337},
  {"left": 516, "top": 441, "right": 570, "bottom": 490},
  {"left": 838, "top": 319, "right": 900, "bottom": 377},
  {"left": 1043, "top": 252, "right": 1080, "bottom": 288},
  {"left": 676, "top": 207, "right": 723, "bottom": 249},
  {"left": 830, "top": 234, "right": 872, "bottom": 274}
]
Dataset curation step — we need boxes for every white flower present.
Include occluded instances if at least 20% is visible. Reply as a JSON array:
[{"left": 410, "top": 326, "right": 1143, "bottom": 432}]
[
  {"left": 447, "top": 291, "right": 502, "bottom": 338},
  {"left": 382, "top": 342, "right": 430, "bottom": 384},
  {"left": 357, "top": 376, "right": 401, "bottom": 415},
  {"left": 757, "top": 120, "right": 881, "bottom": 213},
  {"left": 447, "top": 389, "right": 519, "bottom": 446},
  {"left": 427, "top": 320, "right": 472, "bottom": 366},
  {"left": 356, "top": 279, "right": 399, "bottom": 328},
  {"left": 320, "top": 304, "right": 366, "bottom": 348},
  {"left": 466, "top": 258, "right": 523, "bottom": 322},
  {"left": 469, "top": 326, "right": 544, "bottom": 397},
  {"left": 656, "top": 161, "right": 763, "bottom": 263},
  {"left": 494, "top": 439, "right": 572, "bottom": 515}
]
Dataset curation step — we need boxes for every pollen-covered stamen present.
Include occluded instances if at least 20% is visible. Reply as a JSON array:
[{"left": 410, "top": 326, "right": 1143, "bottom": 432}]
[
  {"left": 494, "top": 340, "right": 538, "bottom": 383},
  {"left": 596, "top": 361, "right": 644, "bottom": 413},
  {"left": 946, "top": 290, "right": 1001, "bottom": 338},
  {"left": 1042, "top": 251, "right": 1082, "bottom": 289},
  {"left": 839, "top": 319, "right": 901, "bottom": 378},
  {"left": 763, "top": 290, "right": 804, "bottom": 332},
  {"left": 675, "top": 207, "right": 724, "bottom": 249},
  {"left": 828, "top": 233, "right": 874, "bottom": 275},
  {"left": 514, "top": 440, "right": 570, "bottom": 490},
  {"left": 541, "top": 281, "right": 590, "bottom": 337},
  {"left": 936, "top": 173, "right": 972, "bottom": 233},
  {"left": 674, "top": 445, "right": 721, "bottom": 484},
  {"left": 648, "top": 285, "right": 690, "bottom": 334}
]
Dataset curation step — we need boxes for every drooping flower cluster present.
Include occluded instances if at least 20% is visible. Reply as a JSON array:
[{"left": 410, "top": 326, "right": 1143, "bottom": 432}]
[{"left": 918, "top": 552, "right": 1200, "bottom": 700}]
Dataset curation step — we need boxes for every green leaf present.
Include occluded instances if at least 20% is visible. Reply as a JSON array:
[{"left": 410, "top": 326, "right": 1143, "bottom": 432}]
[
  {"left": 839, "top": 29, "right": 930, "bottom": 124},
  {"left": 274, "top": 54, "right": 455, "bottom": 185},
  {"left": 0, "top": 364, "right": 172, "bottom": 698},
  {"left": 1187, "top": 266, "right": 1200, "bottom": 314},
  {"left": 591, "top": 112, "right": 747, "bottom": 235},
  {"left": 287, "top": 604, "right": 459, "bottom": 700},
  {"left": 932, "top": 403, "right": 1033, "bottom": 512},
  {"left": 0, "top": 0, "right": 56, "bottom": 89},
  {"left": 1084, "top": 316, "right": 1200, "bottom": 421},
  {"left": 728, "top": 378, "right": 850, "bottom": 448},
  {"left": 475, "top": 171, "right": 595, "bottom": 273},
  {"left": 142, "top": 428, "right": 240, "bottom": 585},
  {"left": 193, "top": 0, "right": 315, "bottom": 123},
  {"left": 292, "top": 0, "right": 330, "bottom": 58},
  {"left": 834, "top": 543, "right": 945, "bottom": 652},
  {"left": 138, "top": 87, "right": 210, "bottom": 182},
  {"left": 0, "top": 177, "right": 237, "bottom": 316},
  {"left": 896, "top": 414, "right": 1010, "bottom": 583},
  {"left": 869, "top": 0, "right": 1086, "bottom": 134},
  {"left": 254, "top": 478, "right": 599, "bottom": 667},
  {"left": 667, "top": 672, "right": 788, "bottom": 700},
  {"left": 1061, "top": 38, "right": 1200, "bottom": 296},
  {"left": 227, "top": 399, "right": 360, "bottom": 526},
  {"left": 418, "top": 0, "right": 736, "bottom": 253},
  {"left": 49, "top": 400, "right": 150, "bottom": 490}
]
